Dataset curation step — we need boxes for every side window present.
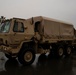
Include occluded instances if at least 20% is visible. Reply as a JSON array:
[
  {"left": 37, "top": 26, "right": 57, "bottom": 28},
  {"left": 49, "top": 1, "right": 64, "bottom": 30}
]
[{"left": 13, "top": 21, "right": 24, "bottom": 32}]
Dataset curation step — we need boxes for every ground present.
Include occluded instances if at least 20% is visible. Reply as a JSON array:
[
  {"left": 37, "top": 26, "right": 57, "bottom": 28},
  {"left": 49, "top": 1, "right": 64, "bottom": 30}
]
[{"left": 0, "top": 52, "right": 76, "bottom": 75}]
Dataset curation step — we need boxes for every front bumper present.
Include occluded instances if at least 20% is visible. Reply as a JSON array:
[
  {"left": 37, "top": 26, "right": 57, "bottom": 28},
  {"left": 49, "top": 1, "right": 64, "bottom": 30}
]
[{"left": 0, "top": 45, "right": 12, "bottom": 54}]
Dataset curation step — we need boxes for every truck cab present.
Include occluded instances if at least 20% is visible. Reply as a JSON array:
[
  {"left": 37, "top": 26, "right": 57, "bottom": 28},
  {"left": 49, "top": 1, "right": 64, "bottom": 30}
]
[{"left": 0, "top": 18, "right": 34, "bottom": 57}]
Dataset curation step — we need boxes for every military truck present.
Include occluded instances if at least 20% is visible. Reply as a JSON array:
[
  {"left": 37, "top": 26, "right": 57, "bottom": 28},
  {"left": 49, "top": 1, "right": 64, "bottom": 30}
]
[{"left": 0, "top": 16, "right": 75, "bottom": 65}]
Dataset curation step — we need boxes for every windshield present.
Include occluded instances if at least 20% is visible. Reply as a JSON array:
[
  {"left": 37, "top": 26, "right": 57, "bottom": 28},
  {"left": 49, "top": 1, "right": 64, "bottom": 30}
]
[{"left": 0, "top": 21, "right": 10, "bottom": 33}]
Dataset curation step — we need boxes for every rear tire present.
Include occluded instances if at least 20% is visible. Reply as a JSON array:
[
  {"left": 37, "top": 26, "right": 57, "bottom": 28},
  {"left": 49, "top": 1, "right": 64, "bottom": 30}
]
[
  {"left": 57, "top": 47, "right": 64, "bottom": 57},
  {"left": 48, "top": 49, "right": 53, "bottom": 58},
  {"left": 66, "top": 46, "right": 72, "bottom": 56},
  {"left": 18, "top": 48, "right": 35, "bottom": 65}
]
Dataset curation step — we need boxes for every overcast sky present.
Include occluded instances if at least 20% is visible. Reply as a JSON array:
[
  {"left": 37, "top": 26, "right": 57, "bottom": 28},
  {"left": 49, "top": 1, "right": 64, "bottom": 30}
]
[{"left": 0, "top": 0, "right": 76, "bottom": 28}]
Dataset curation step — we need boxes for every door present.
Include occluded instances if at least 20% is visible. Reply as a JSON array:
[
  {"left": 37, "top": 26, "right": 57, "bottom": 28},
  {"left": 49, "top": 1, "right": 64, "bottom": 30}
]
[{"left": 10, "top": 20, "right": 25, "bottom": 47}]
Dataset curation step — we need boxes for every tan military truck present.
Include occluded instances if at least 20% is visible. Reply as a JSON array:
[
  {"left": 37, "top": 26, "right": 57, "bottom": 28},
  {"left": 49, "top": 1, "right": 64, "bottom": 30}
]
[{"left": 0, "top": 16, "right": 75, "bottom": 65}]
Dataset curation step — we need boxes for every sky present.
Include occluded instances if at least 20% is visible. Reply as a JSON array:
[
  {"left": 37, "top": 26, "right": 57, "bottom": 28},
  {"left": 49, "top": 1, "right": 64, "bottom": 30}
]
[{"left": 0, "top": 0, "right": 76, "bottom": 28}]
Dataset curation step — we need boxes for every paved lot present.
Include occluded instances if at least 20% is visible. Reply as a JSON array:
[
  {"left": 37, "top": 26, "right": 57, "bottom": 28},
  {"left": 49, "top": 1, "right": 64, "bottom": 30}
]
[{"left": 0, "top": 52, "right": 76, "bottom": 75}]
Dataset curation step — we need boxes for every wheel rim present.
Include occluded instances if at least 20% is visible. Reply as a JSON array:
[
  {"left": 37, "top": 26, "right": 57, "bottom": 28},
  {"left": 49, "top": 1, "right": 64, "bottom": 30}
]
[
  {"left": 67, "top": 47, "right": 71, "bottom": 54},
  {"left": 24, "top": 51, "right": 33, "bottom": 62},
  {"left": 58, "top": 48, "right": 63, "bottom": 56}
]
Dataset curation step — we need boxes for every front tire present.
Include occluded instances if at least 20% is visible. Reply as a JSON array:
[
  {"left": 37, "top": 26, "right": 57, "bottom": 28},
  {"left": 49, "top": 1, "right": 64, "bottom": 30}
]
[
  {"left": 5, "top": 54, "right": 13, "bottom": 59},
  {"left": 18, "top": 48, "right": 35, "bottom": 65}
]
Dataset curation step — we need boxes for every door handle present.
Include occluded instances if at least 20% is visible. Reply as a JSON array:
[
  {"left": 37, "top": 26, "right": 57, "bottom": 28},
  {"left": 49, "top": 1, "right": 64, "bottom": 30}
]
[{"left": 14, "top": 33, "right": 16, "bottom": 36}]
